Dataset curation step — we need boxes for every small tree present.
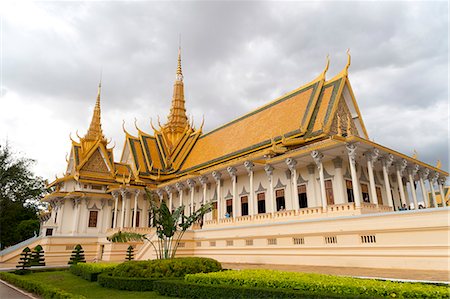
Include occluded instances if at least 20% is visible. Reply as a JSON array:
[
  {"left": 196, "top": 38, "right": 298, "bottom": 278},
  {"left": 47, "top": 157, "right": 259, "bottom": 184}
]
[
  {"left": 16, "top": 247, "right": 31, "bottom": 271},
  {"left": 30, "top": 244, "right": 45, "bottom": 266},
  {"left": 108, "top": 188, "right": 212, "bottom": 259},
  {"left": 125, "top": 245, "right": 134, "bottom": 261},
  {"left": 68, "top": 244, "right": 86, "bottom": 265}
]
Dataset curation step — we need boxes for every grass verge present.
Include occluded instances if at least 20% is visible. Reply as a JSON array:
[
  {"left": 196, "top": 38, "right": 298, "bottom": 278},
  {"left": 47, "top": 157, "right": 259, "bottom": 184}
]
[{"left": 0, "top": 270, "right": 170, "bottom": 299}]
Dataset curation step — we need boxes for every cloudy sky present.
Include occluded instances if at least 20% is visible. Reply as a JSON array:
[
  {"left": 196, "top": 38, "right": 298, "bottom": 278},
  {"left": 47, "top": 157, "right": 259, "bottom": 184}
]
[{"left": 0, "top": 1, "right": 448, "bottom": 181}]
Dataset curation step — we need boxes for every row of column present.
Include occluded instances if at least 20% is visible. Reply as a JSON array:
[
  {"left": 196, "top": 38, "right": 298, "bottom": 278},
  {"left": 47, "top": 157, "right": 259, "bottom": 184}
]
[{"left": 111, "top": 189, "right": 143, "bottom": 229}]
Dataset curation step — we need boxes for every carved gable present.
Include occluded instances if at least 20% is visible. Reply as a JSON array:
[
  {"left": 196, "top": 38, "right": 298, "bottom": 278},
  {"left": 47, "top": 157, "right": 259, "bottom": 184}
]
[
  {"left": 329, "top": 96, "right": 359, "bottom": 137},
  {"left": 81, "top": 149, "right": 109, "bottom": 173}
]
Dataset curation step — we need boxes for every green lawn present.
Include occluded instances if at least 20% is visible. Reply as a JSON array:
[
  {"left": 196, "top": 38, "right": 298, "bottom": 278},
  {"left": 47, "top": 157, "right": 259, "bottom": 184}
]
[{"left": 18, "top": 270, "right": 171, "bottom": 299}]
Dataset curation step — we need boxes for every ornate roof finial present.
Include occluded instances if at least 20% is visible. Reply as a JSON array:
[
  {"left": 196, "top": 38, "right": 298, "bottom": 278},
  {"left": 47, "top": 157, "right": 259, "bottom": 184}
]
[
  {"left": 329, "top": 49, "right": 351, "bottom": 81},
  {"left": 176, "top": 38, "right": 183, "bottom": 81},
  {"left": 84, "top": 81, "right": 105, "bottom": 141}
]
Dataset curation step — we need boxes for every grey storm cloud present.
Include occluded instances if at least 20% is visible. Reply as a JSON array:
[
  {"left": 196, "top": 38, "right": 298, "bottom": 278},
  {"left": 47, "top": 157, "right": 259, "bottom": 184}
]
[{"left": 1, "top": 1, "right": 448, "bottom": 179}]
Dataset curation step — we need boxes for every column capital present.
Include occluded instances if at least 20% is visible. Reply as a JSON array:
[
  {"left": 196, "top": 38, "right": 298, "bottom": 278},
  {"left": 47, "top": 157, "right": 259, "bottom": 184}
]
[
  {"left": 345, "top": 143, "right": 357, "bottom": 163},
  {"left": 438, "top": 176, "right": 447, "bottom": 185},
  {"left": 199, "top": 175, "right": 209, "bottom": 186},
  {"left": 227, "top": 166, "right": 237, "bottom": 178},
  {"left": 186, "top": 178, "right": 196, "bottom": 189},
  {"left": 419, "top": 168, "right": 430, "bottom": 180},
  {"left": 212, "top": 170, "right": 222, "bottom": 182},
  {"left": 285, "top": 158, "right": 297, "bottom": 172},
  {"left": 382, "top": 154, "right": 394, "bottom": 169},
  {"left": 311, "top": 150, "right": 324, "bottom": 167},
  {"left": 408, "top": 164, "right": 420, "bottom": 177},
  {"left": 244, "top": 161, "right": 254, "bottom": 173},
  {"left": 264, "top": 164, "right": 274, "bottom": 177},
  {"left": 175, "top": 182, "right": 185, "bottom": 192},
  {"left": 431, "top": 171, "right": 440, "bottom": 183},
  {"left": 111, "top": 190, "right": 120, "bottom": 199},
  {"left": 364, "top": 148, "right": 379, "bottom": 165},
  {"left": 120, "top": 188, "right": 129, "bottom": 198},
  {"left": 396, "top": 159, "right": 408, "bottom": 175},
  {"left": 155, "top": 189, "right": 164, "bottom": 200},
  {"left": 164, "top": 185, "right": 173, "bottom": 194}
]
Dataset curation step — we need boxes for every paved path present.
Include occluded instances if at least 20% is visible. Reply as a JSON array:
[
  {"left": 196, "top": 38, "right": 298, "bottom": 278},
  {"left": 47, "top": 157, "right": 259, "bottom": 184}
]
[
  {"left": 0, "top": 280, "right": 36, "bottom": 299},
  {"left": 222, "top": 263, "right": 450, "bottom": 283}
]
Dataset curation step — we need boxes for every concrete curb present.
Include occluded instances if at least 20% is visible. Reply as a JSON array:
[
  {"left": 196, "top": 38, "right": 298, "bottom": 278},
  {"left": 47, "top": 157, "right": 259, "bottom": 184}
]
[{"left": 0, "top": 279, "right": 39, "bottom": 299}]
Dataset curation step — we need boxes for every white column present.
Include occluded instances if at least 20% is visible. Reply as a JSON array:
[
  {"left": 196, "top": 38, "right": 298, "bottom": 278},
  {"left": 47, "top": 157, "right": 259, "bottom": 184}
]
[
  {"left": 212, "top": 171, "right": 222, "bottom": 220},
  {"left": 112, "top": 191, "right": 119, "bottom": 229},
  {"left": 100, "top": 199, "right": 107, "bottom": 233},
  {"left": 332, "top": 157, "right": 346, "bottom": 204},
  {"left": 307, "top": 164, "right": 318, "bottom": 207},
  {"left": 312, "top": 151, "right": 328, "bottom": 209},
  {"left": 81, "top": 198, "right": 88, "bottom": 233},
  {"left": 56, "top": 200, "right": 65, "bottom": 234},
  {"left": 365, "top": 149, "right": 379, "bottom": 206},
  {"left": 346, "top": 144, "right": 361, "bottom": 207},
  {"left": 419, "top": 169, "right": 429, "bottom": 208},
  {"left": 186, "top": 179, "right": 195, "bottom": 215},
  {"left": 141, "top": 197, "right": 147, "bottom": 227},
  {"left": 71, "top": 198, "right": 81, "bottom": 235},
  {"left": 286, "top": 158, "right": 299, "bottom": 210},
  {"left": 176, "top": 182, "right": 184, "bottom": 208},
  {"left": 165, "top": 186, "right": 173, "bottom": 212},
  {"left": 382, "top": 155, "right": 394, "bottom": 208},
  {"left": 132, "top": 190, "right": 140, "bottom": 228},
  {"left": 120, "top": 190, "right": 127, "bottom": 229},
  {"left": 429, "top": 172, "right": 438, "bottom": 208},
  {"left": 438, "top": 177, "right": 447, "bottom": 207},
  {"left": 244, "top": 161, "right": 255, "bottom": 216},
  {"left": 408, "top": 165, "right": 420, "bottom": 209},
  {"left": 227, "top": 167, "right": 238, "bottom": 217},
  {"left": 396, "top": 160, "right": 407, "bottom": 206},
  {"left": 264, "top": 165, "right": 275, "bottom": 214}
]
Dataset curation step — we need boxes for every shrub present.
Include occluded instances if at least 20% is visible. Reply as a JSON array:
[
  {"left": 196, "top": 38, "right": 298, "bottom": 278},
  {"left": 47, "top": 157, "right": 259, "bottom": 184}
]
[
  {"left": 112, "top": 257, "right": 222, "bottom": 278},
  {"left": 16, "top": 247, "right": 31, "bottom": 271},
  {"left": 185, "top": 269, "right": 450, "bottom": 299},
  {"left": 68, "top": 244, "right": 85, "bottom": 265},
  {"left": 97, "top": 273, "right": 159, "bottom": 291},
  {"left": 0, "top": 272, "right": 84, "bottom": 299},
  {"left": 154, "top": 279, "right": 343, "bottom": 298},
  {"left": 69, "top": 263, "right": 118, "bottom": 282},
  {"left": 30, "top": 245, "right": 46, "bottom": 266},
  {"left": 125, "top": 245, "right": 134, "bottom": 261}
]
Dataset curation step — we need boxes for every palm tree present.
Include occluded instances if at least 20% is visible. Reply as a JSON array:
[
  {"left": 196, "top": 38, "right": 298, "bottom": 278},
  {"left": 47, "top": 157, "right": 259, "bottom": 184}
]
[{"left": 107, "top": 189, "right": 212, "bottom": 259}]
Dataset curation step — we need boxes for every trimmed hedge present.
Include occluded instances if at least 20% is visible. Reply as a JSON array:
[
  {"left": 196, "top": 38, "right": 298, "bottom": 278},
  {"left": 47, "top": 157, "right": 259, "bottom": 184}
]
[
  {"left": 97, "top": 273, "right": 159, "bottom": 291},
  {"left": 185, "top": 269, "right": 450, "bottom": 299},
  {"left": 0, "top": 272, "right": 85, "bottom": 299},
  {"left": 112, "top": 257, "right": 222, "bottom": 278},
  {"left": 69, "top": 263, "right": 118, "bottom": 282},
  {"left": 154, "top": 279, "right": 344, "bottom": 298}
]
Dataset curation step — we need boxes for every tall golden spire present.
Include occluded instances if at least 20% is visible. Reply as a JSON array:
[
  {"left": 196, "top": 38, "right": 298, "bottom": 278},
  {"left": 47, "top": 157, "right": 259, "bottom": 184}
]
[
  {"left": 163, "top": 47, "right": 189, "bottom": 145},
  {"left": 84, "top": 82, "right": 105, "bottom": 142}
]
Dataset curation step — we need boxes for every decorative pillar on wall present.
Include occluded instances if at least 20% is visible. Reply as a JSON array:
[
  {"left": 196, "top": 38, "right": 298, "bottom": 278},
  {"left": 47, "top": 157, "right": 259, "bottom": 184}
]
[
  {"left": 212, "top": 171, "right": 222, "bottom": 221},
  {"left": 186, "top": 179, "right": 196, "bottom": 215},
  {"left": 408, "top": 165, "right": 420, "bottom": 209},
  {"left": 56, "top": 199, "right": 65, "bottom": 234},
  {"left": 120, "top": 189, "right": 127, "bottom": 229},
  {"left": 312, "top": 150, "right": 328, "bottom": 209},
  {"left": 175, "top": 182, "right": 184, "bottom": 208},
  {"left": 72, "top": 198, "right": 81, "bottom": 235},
  {"left": 396, "top": 159, "right": 408, "bottom": 207},
  {"left": 244, "top": 161, "right": 255, "bottom": 216},
  {"left": 438, "top": 177, "right": 447, "bottom": 208},
  {"left": 227, "top": 167, "right": 238, "bottom": 217},
  {"left": 345, "top": 143, "right": 361, "bottom": 207},
  {"left": 429, "top": 172, "right": 439, "bottom": 208},
  {"left": 112, "top": 191, "right": 119, "bottom": 229},
  {"left": 332, "top": 157, "right": 345, "bottom": 204},
  {"left": 132, "top": 190, "right": 140, "bottom": 228},
  {"left": 286, "top": 158, "right": 298, "bottom": 210},
  {"left": 365, "top": 148, "right": 379, "bottom": 206},
  {"left": 307, "top": 164, "right": 317, "bottom": 207},
  {"left": 100, "top": 198, "right": 107, "bottom": 233},
  {"left": 199, "top": 176, "right": 208, "bottom": 205},
  {"left": 381, "top": 154, "right": 394, "bottom": 208},
  {"left": 264, "top": 164, "right": 275, "bottom": 214},
  {"left": 164, "top": 186, "right": 173, "bottom": 212},
  {"left": 419, "top": 168, "right": 429, "bottom": 208}
]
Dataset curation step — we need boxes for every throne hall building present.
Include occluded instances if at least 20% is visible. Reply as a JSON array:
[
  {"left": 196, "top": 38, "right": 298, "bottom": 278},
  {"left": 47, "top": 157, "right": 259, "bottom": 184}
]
[{"left": 1, "top": 50, "right": 448, "bottom": 272}]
